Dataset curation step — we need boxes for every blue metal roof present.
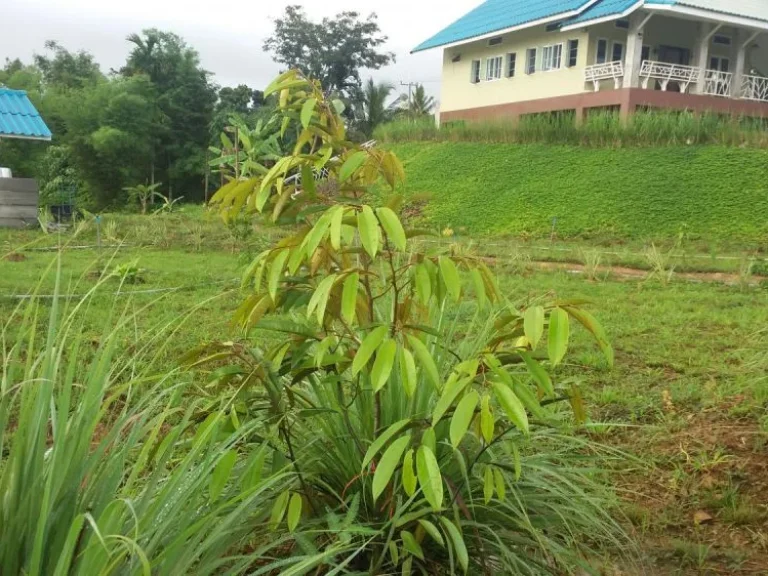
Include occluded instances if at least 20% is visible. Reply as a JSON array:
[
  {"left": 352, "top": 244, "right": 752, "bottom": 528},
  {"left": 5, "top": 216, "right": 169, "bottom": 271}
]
[
  {"left": 0, "top": 89, "right": 52, "bottom": 141},
  {"left": 412, "top": 0, "right": 594, "bottom": 52},
  {"left": 567, "top": 0, "right": 675, "bottom": 26}
]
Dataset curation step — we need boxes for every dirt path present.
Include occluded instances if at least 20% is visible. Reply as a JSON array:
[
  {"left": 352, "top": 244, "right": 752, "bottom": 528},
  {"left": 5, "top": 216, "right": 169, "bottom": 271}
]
[{"left": 525, "top": 260, "right": 765, "bottom": 286}]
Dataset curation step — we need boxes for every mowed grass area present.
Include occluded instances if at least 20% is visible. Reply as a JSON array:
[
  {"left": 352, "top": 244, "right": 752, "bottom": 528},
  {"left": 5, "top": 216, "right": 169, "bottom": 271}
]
[
  {"left": 2, "top": 213, "right": 767, "bottom": 574},
  {"left": 390, "top": 142, "right": 768, "bottom": 245}
]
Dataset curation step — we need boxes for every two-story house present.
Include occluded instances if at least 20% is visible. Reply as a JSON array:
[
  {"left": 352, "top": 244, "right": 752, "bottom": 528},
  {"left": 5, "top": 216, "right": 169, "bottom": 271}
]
[{"left": 413, "top": 0, "right": 768, "bottom": 123}]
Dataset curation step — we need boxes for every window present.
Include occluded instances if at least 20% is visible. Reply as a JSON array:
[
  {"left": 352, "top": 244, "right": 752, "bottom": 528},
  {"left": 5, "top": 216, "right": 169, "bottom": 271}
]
[
  {"left": 526, "top": 48, "right": 537, "bottom": 74},
  {"left": 713, "top": 34, "right": 731, "bottom": 46},
  {"left": 567, "top": 39, "right": 579, "bottom": 67},
  {"left": 486, "top": 56, "right": 503, "bottom": 81},
  {"left": 709, "top": 56, "right": 730, "bottom": 72},
  {"left": 641, "top": 45, "right": 651, "bottom": 62},
  {"left": 541, "top": 44, "right": 563, "bottom": 71},
  {"left": 611, "top": 41, "right": 625, "bottom": 62},
  {"left": 546, "top": 23, "right": 561, "bottom": 32},
  {"left": 488, "top": 36, "right": 503, "bottom": 47},
  {"left": 615, "top": 19, "right": 630, "bottom": 30},
  {"left": 470, "top": 60, "right": 481, "bottom": 84},
  {"left": 596, "top": 39, "right": 608, "bottom": 64},
  {"left": 506, "top": 53, "right": 517, "bottom": 77}
]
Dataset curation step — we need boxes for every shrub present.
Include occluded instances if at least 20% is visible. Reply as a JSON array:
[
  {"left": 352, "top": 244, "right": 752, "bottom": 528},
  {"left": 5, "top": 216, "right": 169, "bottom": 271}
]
[{"left": 204, "top": 70, "right": 629, "bottom": 574}]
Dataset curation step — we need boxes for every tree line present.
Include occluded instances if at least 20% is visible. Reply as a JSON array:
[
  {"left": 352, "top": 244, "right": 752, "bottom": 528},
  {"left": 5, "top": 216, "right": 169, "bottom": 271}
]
[{"left": 0, "top": 5, "right": 435, "bottom": 210}]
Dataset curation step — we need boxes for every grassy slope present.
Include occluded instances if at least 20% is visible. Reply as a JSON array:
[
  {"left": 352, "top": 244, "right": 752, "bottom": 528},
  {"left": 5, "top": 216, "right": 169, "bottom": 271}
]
[{"left": 392, "top": 143, "right": 768, "bottom": 241}]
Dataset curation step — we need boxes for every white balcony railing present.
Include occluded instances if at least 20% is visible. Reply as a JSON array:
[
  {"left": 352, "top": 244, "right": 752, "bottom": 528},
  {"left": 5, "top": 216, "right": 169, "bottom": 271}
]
[
  {"left": 584, "top": 61, "right": 624, "bottom": 91},
  {"left": 703, "top": 70, "right": 733, "bottom": 97},
  {"left": 741, "top": 74, "right": 768, "bottom": 103},
  {"left": 640, "top": 60, "right": 701, "bottom": 93}
]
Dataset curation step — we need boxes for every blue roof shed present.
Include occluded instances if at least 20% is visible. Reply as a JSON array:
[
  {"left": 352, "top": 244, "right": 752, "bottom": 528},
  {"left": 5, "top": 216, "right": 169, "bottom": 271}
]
[{"left": 0, "top": 88, "right": 52, "bottom": 141}]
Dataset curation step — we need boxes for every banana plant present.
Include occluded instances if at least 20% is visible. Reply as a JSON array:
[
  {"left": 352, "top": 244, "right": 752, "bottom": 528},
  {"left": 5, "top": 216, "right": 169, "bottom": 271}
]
[
  {"left": 208, "top": 114, "right": 283, "bottom": 179},
  {"left": 202, "top": 70, "right": 622, "bottom": 575}
]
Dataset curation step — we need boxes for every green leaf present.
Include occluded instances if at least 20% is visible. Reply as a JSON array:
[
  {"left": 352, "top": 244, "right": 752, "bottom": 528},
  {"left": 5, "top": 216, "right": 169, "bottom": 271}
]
[
  {"left": 341, "top": 272, "right": 359, "bottom": 324},
  {"left": 548, "top": 307, "right": 570, "bottom": 366},
  {"left": 372, "top": 339, "right": 397, "bottom": 392},
  {"left": 210, "top": 449, "right": 237, "bottom": 503},
  {"left": 418, "top": 519, "right": 445, "bottom": 547},
  {"left": 563, "top": 306, "right": 614, "bottom": 367},
  {"left": 406, "top": 334, "right": 440, "bottom": 390},
  {"left": 372, "top": 435, "right": 411, "bottom": 502},
  {"left": 270, "top": 490, "right": 290, "bottom": 528},
  {"left": 438, "top": 256, "right": 461, "bottom": 302},
  {"left": 401, "top": 530, "right": 424, "bottom": 560},
  {"left": 401, "top": 556, "right": 412, "bottom": 576},
  {"left": 358, "top": 205, "right": 380, "bottom": 258},
  {"left": 402, "top": 449, "right": 417, "bottom": 496},
  {"left": 440, "top": 518, "right": 469, "bottom": 573},
  {"left": 268, "top": 249, "right": 289, "bottom": 301},
  {"left": 513, "top": 381, "right": 545, "bottom": 419},
  {"left": 524, "top": 306, "right": 545, "bottom": 349},
  {"left": 470, "top": 268, "right": 487, "bottom": 309},
  {"left": 339, "top": 150, "right": 367, "bottom": 182},
  {"left": 362, "top": 418, "right": 411, "bottom": 470},
  {"left": 450, "top": 390, "right": 479, "bottom": 448},
  {"left": 352, "top": 325, "right": 388, "bottom": 376},
  {"left": 300, "top": 97, "right": 317, "bottom": 128},
  {"left": 493, "top": 468, "right": 506, "bottom": 501},
  {"left": 480, "top": 394, "right": 494, "bottom": 444},
  {"left": 483, "top": 466, "right": 494, "bottom": 504},
  {"left": 300, "top": 164, "right": 316, "bottom": 196},
  {"left": 519, "top": 351, "right": 554, "bottom": 397},
  {"left": 421, "top": 427, "right": 436, "bottom": 454},
  {"left": 492, "top": 381, "right": 529, "bottom": 435},
  {"left": 399, "top": 347, "right": 417, "bottom": 397},
  {"left": 303, "top": 211, "right": 332, "bottom": 257},
  {"left": 330, "top": 205, "right": 344, "bottom": 250},
  {"left": 287, "top": 492, "right": 302, "bottom": 532},
  {"left": 431, "top": 375, "right": 469, "bottom": 426},
  {"left": 414, "top": 264, "right": 431, "bottom": 304},
  {"left": 306, "top": 274, "right": 337, "bottom": 324},
  {"left": 512, "top": 441, "right": 522, "bottom": 481},
  {"left": 376, "top": 207, "right": 407, "bottom": 251},
  {"left": 389, "top": 541, "right": 399, "bottom": 566},
  {"left": 416, "top": 446, "right": 443, "bottom": 511}
]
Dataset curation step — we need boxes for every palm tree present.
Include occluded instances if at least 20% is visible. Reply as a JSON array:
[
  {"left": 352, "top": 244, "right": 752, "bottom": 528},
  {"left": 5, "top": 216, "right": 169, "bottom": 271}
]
[
  {"left": 354, "top": 79, "right": 398, "bottom": 137},
  {"left": 407, "top": 84, "right": 436, "bottom": 117}
]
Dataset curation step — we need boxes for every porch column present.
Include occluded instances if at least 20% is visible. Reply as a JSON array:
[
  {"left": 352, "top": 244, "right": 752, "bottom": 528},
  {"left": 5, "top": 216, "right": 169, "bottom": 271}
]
[
  {"left": 734, "top": 30, "right": 761, "bottom": 100},
  {"left": 623, "top": 12, "right": 653, "bottom": 89},
  {"left": 694, "top": 22, "right": 722, "bottom": 94}
]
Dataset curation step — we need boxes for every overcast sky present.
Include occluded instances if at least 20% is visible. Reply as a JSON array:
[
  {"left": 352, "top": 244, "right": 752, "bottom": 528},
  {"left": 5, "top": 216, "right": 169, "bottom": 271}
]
[{"left": 1, "top": 0, "right": 477, "bottom": 100}]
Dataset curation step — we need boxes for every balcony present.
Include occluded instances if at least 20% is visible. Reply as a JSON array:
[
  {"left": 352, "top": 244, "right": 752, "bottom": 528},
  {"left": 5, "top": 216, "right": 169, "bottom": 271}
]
[{"left": 583, "top": 60, "right": 768, "bottom": 103}]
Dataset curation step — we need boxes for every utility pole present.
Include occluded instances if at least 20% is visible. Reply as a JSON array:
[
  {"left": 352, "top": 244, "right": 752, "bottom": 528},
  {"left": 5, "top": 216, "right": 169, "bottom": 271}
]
[{"left": 400, "top": 81, "right": 418, "bottom": 112}]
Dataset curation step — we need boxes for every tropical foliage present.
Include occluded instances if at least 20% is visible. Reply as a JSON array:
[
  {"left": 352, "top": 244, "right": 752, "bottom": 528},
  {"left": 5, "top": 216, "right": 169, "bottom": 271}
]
[{"left": 203, "top": 70, "right": 626, "bottom": 573}]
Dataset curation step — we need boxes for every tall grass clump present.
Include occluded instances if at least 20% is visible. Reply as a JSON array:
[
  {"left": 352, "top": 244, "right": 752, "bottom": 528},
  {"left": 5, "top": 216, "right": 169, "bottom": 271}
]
[
  {"left": 0, "top": 264, "right": 336, "bottom": 575},
  {"left": 375, "top": 109, "right": 768, "bottom": 148}
]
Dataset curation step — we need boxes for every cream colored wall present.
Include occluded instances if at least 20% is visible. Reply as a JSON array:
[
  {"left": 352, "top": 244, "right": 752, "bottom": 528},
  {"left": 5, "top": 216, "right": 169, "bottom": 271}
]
[{"left": 439, "top": 26, "right": 589, "bottom": 113}]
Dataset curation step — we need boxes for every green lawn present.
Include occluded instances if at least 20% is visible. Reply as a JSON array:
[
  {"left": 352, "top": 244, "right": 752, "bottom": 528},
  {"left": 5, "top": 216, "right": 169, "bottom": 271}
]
[
  {"left": 2, "top": 214, "right": 767, "bottom": 574},
  {"left": 390, "top": 142, "right": 768, "bottom": 246}
]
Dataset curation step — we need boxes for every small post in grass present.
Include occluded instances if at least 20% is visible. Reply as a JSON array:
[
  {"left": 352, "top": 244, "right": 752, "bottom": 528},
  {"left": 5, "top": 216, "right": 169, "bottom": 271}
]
[{"left": 550, "top": 217, "right": 558, "bottom": 243}]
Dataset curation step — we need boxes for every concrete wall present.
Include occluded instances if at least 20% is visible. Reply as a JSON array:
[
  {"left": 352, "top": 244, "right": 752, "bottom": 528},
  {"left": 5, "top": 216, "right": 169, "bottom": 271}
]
[
  {"left": 0, "top": 178, "right": 39, "bottom": 228},
  {"left": 439, "top": 25, "right": 590, "bottom": 113}
]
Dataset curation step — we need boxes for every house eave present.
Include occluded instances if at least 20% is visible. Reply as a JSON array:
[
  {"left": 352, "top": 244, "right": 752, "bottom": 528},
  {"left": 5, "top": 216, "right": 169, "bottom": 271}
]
[
  {"left": 560, "top": 1, "right": 645, "bottom": 32},
  {"left": 411, "top": 0, "right": 602, "bottom": 54},
  {"left": 646, "top": 4, "right": 768, "bottom": 32}
]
